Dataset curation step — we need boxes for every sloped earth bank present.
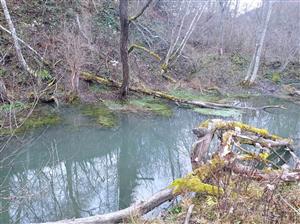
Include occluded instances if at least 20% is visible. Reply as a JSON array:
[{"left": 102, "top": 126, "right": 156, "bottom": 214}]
[{"left": 0, "top": 96, "right": 299, "bottom": 223}]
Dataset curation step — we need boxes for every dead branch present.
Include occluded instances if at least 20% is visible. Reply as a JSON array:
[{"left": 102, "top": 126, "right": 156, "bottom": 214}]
[
  {"left": 184, "top": 204, "right": 195, "bottom": 224},
  {"left": 0, "top": 23, "right": 46, "bottom": 64},
  {"left": 129, "top": 0, "right": 154, "bottom": 24},
  {"left": 128, "top": 44, "right": 161, "bottom": 61},
  {"left": 39, "top": 188, "right": 175, "bottom": 224}
]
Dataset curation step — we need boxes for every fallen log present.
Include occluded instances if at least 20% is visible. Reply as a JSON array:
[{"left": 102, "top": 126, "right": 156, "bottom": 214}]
[
  {"left": 80, "top": 72, "right": 284, "bottom": 111},
  {"left": 40, "top": 188, "right": 175, "bottom": 224}
]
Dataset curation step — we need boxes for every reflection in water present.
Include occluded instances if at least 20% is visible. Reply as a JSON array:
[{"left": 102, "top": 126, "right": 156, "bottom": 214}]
[{"left": 0, "top": 97, "right": 299, "bottom": 223}]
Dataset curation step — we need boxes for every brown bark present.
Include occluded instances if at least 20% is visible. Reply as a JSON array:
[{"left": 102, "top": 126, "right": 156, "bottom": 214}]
[{"left": 119, "top": 0, "right": 129, "bottom": 97}]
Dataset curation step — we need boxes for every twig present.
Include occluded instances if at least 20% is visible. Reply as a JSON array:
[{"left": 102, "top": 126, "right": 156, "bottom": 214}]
[
  {"left": 278, "top": 194, "right": 300, "bottom": 216},
  {"left": 129, "top": 0, "right": 154, "bottom": 24},
  {"left": 184, "top": 204, "right": 195, "bottom": 224},
  {"left": 0, "top": 23, "right": 45, "bottom": 63}
]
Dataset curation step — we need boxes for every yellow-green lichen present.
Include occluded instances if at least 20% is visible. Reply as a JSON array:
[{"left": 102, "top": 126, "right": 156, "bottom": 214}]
[
  {"left": 170, "top": 156, "right": 225, "bottom": 196},
  {"left": 198, "top": 119, "right": 283, "bottom": 141},
  {"left": 170, "top": 176, "right": 223, "bottom": 196}
]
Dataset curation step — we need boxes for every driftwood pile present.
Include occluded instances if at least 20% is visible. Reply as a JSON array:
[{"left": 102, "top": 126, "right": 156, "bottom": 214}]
[{"left": 41, "top": 119, "right": 300, "bottom": 224}]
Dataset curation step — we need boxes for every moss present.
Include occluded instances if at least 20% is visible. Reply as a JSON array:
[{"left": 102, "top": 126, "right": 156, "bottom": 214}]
[
  {"left": 80, "top": 104, "right": 118, "bottom": 128},
  {"left": 230, "top": 53, "right": 248, "bottom": 67},
  {"left": 265, "top": 71, "right": 282, "bottom": 83},
  {"left": 1, "top": 112, "right": 61, "bottom": 136},
  {"left": 129, "top": 97, "right": 173, "bottom": 117},
  {"left": 170, "top": 156, "right": 225, "bottom": 196},
  {"left": 193, "top": 108, "right": 242, "bottom": 118},
  {"left": 171, "top": 176, "right": 223, "bottom": 196},
  {"left": 272, "top": 72, "right": 281, "bottom": 83},
  {"left": 0, "top": 67, "right": 7, "bottom": 77},
  {"left": 20, "top": 114, "right": 61, "bottom": 131},
  {"left": 0, "top": 101, "right": 27, "bottom": 113},
  {"left": 199, "top": 119, "right": 283, "bottom": 141},
  {"left": 128, "top": 44, "right": 161, "bottom": 61}
]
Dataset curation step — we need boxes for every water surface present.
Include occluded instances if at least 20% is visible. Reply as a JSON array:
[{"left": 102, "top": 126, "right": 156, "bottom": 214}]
[{"left": 0, "top": 96, "right": 299, "bottom": 223}]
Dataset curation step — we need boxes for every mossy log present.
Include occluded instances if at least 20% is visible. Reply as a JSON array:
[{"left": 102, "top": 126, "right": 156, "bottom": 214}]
[
  {"left": 127, "top": 45, "right": 176, "bottom": 82},
  {"left": 192, "top": 119, "right": 299, "bottom": 179},
  {"left": 128, "top": 44, "right": 161, "bottom": 61},
  {"left": 81, "top": 72, "right": 283, "bottom": 111}
]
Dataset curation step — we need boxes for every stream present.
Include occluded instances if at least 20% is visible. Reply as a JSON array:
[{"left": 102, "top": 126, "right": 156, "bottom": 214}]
[{"left": 0, "top": 96, "right": 299, "bottom": 223}]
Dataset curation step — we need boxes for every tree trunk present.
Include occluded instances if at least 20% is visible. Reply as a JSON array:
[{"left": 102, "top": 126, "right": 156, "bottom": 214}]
[
  {"left": 244, "top": 0, "right": 273, "bottom": 85},
  {"left": 119, "top": 0, "right": 129, "bottom": 97},
  {"left": 0, "top": 0, "right": 34, "bottom": 75}
]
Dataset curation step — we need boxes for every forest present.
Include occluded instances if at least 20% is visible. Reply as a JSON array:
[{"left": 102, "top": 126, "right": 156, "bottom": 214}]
[{"left": 0, "top": 0, "right": 300, "bottom": 223}]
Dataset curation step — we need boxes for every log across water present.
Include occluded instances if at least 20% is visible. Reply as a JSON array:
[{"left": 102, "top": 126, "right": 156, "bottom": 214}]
[{"left": 80, "top": 72, "right": 284, "bottom": 111}]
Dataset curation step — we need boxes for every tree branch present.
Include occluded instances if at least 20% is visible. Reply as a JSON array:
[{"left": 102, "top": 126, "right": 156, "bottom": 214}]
[{"left": 129, "top": 0, "right": 153, "bottom": 24}]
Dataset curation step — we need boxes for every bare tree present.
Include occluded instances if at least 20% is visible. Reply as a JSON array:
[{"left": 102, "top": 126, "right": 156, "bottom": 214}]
[
  {"left": 119, "top": 0, "right": 130, "bottom": 97},
  {"left": 0, "top": 0, "right": 34, "bottom": 75},
  {"left": 217, "top": 0, "right": 230, "bottom": 55},
  {"left": 244, "top": 0, "right": 273, "bottom": 85},
  {"left": 119, "top": 0, "right": 153, "bottom": 97},
  {"left": 162, "top": 0, "right": 208, "bottom": 75}
]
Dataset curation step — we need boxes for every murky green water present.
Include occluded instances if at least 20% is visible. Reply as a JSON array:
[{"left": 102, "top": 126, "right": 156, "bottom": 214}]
[{"left": 0, "top": 96, "right": 299, "bottom": 223}]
